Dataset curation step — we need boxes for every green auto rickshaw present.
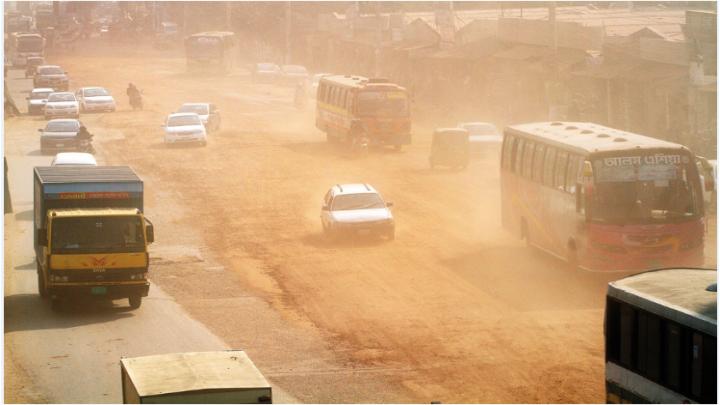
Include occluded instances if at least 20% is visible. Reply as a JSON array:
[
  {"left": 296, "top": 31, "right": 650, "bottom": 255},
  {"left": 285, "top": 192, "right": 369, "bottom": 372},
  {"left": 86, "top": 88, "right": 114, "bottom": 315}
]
[{"left": 429, "top": 128, "right": 470, "bottom": 169}]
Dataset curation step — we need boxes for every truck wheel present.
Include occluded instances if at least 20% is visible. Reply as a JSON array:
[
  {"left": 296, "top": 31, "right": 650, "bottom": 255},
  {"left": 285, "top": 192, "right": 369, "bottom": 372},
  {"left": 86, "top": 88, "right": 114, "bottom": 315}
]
[
  {"left": 37, "top": 270, "right": 48, "bottom": 298},
  {"left": 129, "top": 295, "right": 142, "bottom": 309}
]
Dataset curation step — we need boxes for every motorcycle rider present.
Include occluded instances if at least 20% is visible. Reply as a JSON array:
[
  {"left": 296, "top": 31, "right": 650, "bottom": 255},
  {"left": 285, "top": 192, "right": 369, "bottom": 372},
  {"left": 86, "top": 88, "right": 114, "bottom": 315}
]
[
  {"left": 76, "top": 125, "right": 95, "bottom": 153},
  {"left": 126, "top": 83, "right": 142, "bottom": 110}
]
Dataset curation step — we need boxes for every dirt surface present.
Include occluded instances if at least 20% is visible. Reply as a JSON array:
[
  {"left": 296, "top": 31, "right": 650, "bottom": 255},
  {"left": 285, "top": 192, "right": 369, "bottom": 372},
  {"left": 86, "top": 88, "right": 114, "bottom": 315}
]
[{"left": 5, "top": 38, "right": 717, "bottom": 403}]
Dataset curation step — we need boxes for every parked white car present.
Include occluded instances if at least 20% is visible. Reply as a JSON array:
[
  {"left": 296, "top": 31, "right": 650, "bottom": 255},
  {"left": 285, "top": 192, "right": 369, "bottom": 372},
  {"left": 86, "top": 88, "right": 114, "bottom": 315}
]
[
  {"left": 280, "top": 64, "right": 309, "bottom": 86},
  {"left": 176, "top": 103, "right": 220, "bottom": 132},
  {"left": 26, "top": 87, "right": 54, "bottom": 115},
  {"left": 321, "top": 183, "right": 395, "bottom": 240},
  {"left": 163, "top": 113, "right": 207, "bottom": 146},
  {"left": 458, "top": 122, "right": 502, "bottom": 143},
  {"left": 44, "top": 92, "right": 80, "bottom": 119},
  {"left": 51, "top": 152, "right": 97, "bottom": 166},
  {"left": 76, "top": 86, "right": 116, "bottom": 113},
  {"left": 252, "top": 62, "right": 281, "bottom": 83}
]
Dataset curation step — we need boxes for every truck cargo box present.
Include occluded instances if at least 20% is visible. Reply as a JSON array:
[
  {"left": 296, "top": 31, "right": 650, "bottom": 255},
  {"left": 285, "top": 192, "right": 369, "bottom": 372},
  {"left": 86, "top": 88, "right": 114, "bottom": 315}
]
[{"left": 33, "top": 166, "right": 143, "bottom": 257}]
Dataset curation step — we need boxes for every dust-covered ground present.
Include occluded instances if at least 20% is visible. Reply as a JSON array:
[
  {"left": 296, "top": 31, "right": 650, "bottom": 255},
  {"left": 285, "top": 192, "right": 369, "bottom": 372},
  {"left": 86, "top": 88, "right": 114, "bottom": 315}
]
[{"left": 5, "top": 39, "right": 716, "bottom": 403}]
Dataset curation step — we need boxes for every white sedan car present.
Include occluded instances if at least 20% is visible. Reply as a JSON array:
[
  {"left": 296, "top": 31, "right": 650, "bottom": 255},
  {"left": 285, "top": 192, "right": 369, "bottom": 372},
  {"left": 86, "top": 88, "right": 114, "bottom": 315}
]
[
  {"left": 51, "top": 152, "right": 97, "bottom": 166},
  {"left": 321, "top": 183, "right": 395, "bottom": 241},
  {"left": 458, "top": 122, "right": 502, "bottom": 143},
  {"left": 44, "top": 92, "right": 80, "bottom": 119},
  {"left": 76, "top": 86, "right": 116, "bottom": 113},
  {"left": 163, "top": 113, "right": 207, "bottom": 146},
  {"left": 176, "top": 103, "right": 220, "bottom": 132}
]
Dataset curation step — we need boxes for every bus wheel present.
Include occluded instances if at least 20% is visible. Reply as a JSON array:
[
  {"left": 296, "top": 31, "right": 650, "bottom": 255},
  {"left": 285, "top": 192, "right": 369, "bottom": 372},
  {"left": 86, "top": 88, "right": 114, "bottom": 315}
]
[{"left": 129, "top": 295, "right": 142, "bottom": 309}]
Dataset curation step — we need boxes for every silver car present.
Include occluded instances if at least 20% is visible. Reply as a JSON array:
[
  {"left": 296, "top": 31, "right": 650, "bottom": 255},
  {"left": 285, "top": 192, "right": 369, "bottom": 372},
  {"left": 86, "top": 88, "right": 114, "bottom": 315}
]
[
  {"left": 26, "top": 87, "right": 54, "bottom": 115},
  {"left": 321, "top": 183, "right": 395, "bottom": 240},
  {"left": 44, "top": 92, "right": 80, "bottom": 119}
]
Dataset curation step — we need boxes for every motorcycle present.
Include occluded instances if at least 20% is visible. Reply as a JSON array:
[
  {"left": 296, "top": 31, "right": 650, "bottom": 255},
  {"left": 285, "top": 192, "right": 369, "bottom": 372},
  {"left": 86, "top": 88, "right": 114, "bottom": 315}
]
[
  {"left": 77, "top": 137, "right": 96, "bottom": 154},
  {"left": 350, "top": 133, "right": 369, "bottom": 157}
]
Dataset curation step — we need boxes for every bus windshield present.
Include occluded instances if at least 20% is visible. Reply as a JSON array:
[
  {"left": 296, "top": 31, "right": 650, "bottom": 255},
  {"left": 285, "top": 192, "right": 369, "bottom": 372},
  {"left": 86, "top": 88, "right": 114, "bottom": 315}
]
[
  {"left": 51, "top": 216, "right": 145, "bottom": 254},
  {"left": 357, "top": 91, "right": 408, "bottom": 117},
  {"left": 590, "top": 152, "right": 702, "bottom": 224}
]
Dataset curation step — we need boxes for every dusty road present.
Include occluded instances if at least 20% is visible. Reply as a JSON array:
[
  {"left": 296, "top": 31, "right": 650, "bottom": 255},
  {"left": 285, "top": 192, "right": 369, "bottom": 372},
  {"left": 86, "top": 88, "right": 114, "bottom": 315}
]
[{"left": 5, "top": 39, "right": 717, "bottom": 403}]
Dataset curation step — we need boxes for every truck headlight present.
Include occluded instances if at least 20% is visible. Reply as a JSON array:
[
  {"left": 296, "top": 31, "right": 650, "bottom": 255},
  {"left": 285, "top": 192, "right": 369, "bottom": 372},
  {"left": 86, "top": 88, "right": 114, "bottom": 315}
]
[
  {"left": 129, "top": 273, "right": 146, "bottom": 280},
  {"left": 50, "top": 275, "right": 69, "bottom": 282}
]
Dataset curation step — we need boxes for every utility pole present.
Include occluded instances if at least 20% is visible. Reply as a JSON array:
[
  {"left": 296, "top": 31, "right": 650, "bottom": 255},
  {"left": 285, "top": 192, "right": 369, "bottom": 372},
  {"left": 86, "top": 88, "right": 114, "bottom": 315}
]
[
  {"left": 285, "top": 1, "right": 291, "bottom": 64},
  {"left": 374, "top": 1, "right": 382, "bottom": 77}
]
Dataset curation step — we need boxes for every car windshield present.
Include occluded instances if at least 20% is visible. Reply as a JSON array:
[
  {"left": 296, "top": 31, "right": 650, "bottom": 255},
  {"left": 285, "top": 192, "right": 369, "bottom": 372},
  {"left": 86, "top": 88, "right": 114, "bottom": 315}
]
[
  {"left": 51, "top": 216, "right": 145, "bottom": 254},
  {"left": 332, "top": 193, "right": 385, "bottom": 211},
  {"left": 168, "top": 115, "right": 200, "bottom": 126},
  {"left": 45, "top": 121, "right": 80, "bottom": 132},
  {"left": 357, "top": 91, "right": 409, "bottom": 117},
  {"left": 39, "top": 67, "right": 63, "bottom": 75},
  {"left": 84, "top": 88, "right": 109, "bottom": 97},
  {"left": 31, "top": 91, "right": 52, "bottom": 100},
  {"left": 589, "top": 152, "right": 702, "bottom": 224},
  {"left": 462, "top": 124, "right": 499, "bottom": 136},
  {"left": 257, "top": 63, "right": 278, "bottom": 72},
  {"left": 48, "top": 93, "right": 75, "bottom": 102},
  {"left": 178, "top": 104, "right": 208, "bottom": 115}
]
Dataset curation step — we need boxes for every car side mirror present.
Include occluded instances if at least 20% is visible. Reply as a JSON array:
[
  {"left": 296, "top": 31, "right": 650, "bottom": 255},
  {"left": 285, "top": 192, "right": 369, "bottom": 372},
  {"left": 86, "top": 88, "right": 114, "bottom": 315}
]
[
  {"left": 25, "top": 97, "right": 29, "bottom": 100},
  {"left": 160, "top": 124, "right": 165, "bottom": 128},
  {"left": 37, "top": 128, "right": 43, "bottom": 132},
  {"left": 37, "top": 229, "right": 48, "bottom": 246},
  {"left": 386, "top": 202, "right": 394, "bottom": 207},
  {"left": 321, "top": 205, "right": 329, "bottom": 211},
  {"left": 145, "top": 222, "right": 154, "bottom": 243}
]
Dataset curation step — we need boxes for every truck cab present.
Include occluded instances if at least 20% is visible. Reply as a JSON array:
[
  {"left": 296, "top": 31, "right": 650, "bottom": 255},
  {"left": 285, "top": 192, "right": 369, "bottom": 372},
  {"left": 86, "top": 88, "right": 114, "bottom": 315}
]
[{"left": 34, "top": 166, "right": 154, "bottom": 310}]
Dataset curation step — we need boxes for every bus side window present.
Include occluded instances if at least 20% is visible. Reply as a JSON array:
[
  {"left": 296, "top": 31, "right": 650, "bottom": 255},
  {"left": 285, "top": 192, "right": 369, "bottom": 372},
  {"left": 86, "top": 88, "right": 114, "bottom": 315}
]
[
  {"left": 318, "top": 83, "right": 326, "bottom": 102},
  {"left": 339, "top": 89, "right": 346, "bottom": 108},
  {"left": 347, "top": 91, "right": 354, "bottom": 112},
  {"left": 565, "top": 154, "right": 580, "bottom": 193},
  {"left": 330, "top": 87, "right": 338, "bottom": 106},
  {"left": 513, "top": 138, "right": 525, "bottom": 174},
  {"left": 554, "top": 150, "right": 568, "bottom": 191},
  {"left": 501, "top": 134, "right": 514, "bottom": 169},
  {"left": 532, "top": 143, "right": 545, "bottom": 182},
  {"left": 522, "top": 141, "right": 535, "bottom": 178},
  {"left": 543, "top": 147, "right": 556, "bottom": 186}
]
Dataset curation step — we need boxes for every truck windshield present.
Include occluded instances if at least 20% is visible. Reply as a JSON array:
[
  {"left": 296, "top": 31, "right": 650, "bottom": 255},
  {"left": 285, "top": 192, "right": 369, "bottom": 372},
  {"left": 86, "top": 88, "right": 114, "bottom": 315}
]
[
  {"left": 590, "top": 152, "right": 702, "bottom": 224},
  {"left": 357, "top": 91, "right": 408, "bottom": 117},
  {"left": 51, "top": 216, "right": 145, "bottom": 254}
]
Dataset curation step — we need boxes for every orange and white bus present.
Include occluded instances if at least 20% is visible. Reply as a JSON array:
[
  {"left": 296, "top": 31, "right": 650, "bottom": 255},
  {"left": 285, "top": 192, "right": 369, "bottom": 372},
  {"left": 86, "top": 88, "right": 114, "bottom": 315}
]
[
  {"left": 316, "top": 75, "right": 411, "bottom": 150},
  {"left": 501, "top": 122, "right": 705, "bottom": 271}
]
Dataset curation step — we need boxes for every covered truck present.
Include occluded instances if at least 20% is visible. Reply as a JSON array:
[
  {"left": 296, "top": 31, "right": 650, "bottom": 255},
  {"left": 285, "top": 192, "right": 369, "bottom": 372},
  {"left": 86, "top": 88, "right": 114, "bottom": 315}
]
[
  {"left": 33, "top": 166, "right": 154, "bottom": 310},
  {"left": 120, "top": 351, "right": 272, "bottom": 403}
]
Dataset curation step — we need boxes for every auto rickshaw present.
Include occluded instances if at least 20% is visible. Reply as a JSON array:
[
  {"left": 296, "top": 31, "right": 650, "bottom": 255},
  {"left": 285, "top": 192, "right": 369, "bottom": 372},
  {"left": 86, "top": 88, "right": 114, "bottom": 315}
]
[
  {"left": 429, "top": 128, "right": 470, "bottom": 169},
  {"left": 25, "top": 56, "right": 45, "bottom": 78}
]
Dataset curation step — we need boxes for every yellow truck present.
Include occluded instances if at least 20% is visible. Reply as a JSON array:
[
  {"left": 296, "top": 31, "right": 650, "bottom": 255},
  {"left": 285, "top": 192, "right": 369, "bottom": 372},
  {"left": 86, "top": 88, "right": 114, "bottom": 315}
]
[{"left": 33, "top": 166, "right": 154, "bottom": 310}]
